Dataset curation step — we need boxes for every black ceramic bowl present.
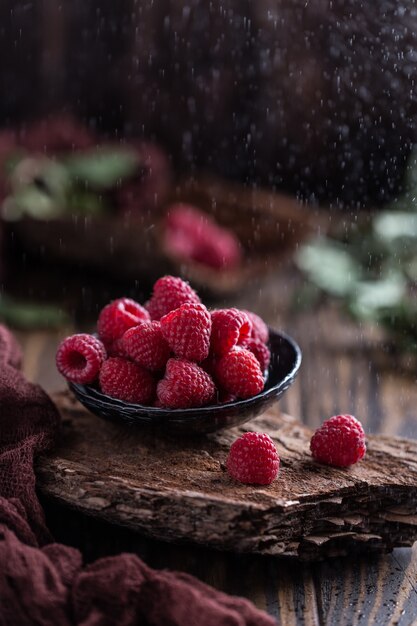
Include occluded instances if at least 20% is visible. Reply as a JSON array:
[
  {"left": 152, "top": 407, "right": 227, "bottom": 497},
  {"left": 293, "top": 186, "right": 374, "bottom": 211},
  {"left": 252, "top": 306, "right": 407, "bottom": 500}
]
[{"left": 69, "top": 328, "right": 301, "bottom": 435}]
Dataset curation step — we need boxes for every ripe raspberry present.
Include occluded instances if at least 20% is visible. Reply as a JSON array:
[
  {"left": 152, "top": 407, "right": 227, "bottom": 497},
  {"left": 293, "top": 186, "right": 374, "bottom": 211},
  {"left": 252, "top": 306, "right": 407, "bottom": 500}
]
[
  {"left": 99, "top": 356, "right": 156, "bottom": 404},
  {"left": 241, "top": 310, "right": 269, "bottom": 344},
  {"left": 241, "top": 337, "right": 271, "bottom": 372},
  {"left": 226, "top": 432, "right": 280, "bottom": 485},
  {"left": 160, "top": 302, "right": 211, "bottom": 362},
  {"left": 210, "top": 309, "right": 252, "bottom": 356},
  {"left": 145, "top": 275, "right": 201, "bottom": 321},
  {"left": 98, "top": 298, "right": 149, "bottom": 343},
  {"left": 163, "top": 204, "right": 242, "bottom": 270},
  {"left": 310, "top": 414, "right": 366, "bottom": 467},
  {"left": 56, "top": 334, "right": 106, "bottom": 384},
  {"left": 122, "top": 321, "right": 170, "bottom": 372},
  {"left": 157, "top": 358, "right": 216, "bottom": 409},
  {"left": 215, "top": 347, "right": 264, "bottom": 399}
]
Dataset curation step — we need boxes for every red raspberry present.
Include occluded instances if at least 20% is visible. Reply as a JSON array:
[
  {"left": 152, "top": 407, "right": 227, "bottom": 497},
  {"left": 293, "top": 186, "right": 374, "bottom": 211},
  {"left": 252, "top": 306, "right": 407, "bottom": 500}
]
[
  {"left": 215, "top": 347, "right": 264, "bottom": 399},
  {"left": 163, "top": 204, "right": 242, "bottom": 270},
  {"left": 226, "top": 432, "right": 280, "bottom": 485},
  {"left": 122, "top": 321, "right": 170, "bottom": 372},
  {"left": 145, "top": 275, "right": 201, "bottom": 321},
  {"left": 242, "top": 310, "right": 269, "bottom": 344},
  {"left": 99, "top": 357, "right": 156, "bottom": 404},
  {"left": 310, "top": 414, "right": 366, "bottom": 467},
  {"left": 157, "top": 358, "right": 216, "bottom": 409},
  {"left": 160, "top": 302, "right": 211, "bottom": 362},
  {"left": 241, "top": 337, "right": 271, "bottom": 372},
  {"left": 98, "top": 298, "right": 149, "bottom": 343},
  {"left": 56, "top": 334, "right": 106, "bottom": 384},
  {"left": 210, "top": 309, "right": 252, "bottom": 356}
]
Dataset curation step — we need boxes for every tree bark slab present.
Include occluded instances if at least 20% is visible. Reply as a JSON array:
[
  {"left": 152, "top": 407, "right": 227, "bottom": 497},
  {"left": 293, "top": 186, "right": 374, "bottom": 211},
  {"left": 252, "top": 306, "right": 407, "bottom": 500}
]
[{"left": 36, "top": 390, "right": 417, "bottom": 560}]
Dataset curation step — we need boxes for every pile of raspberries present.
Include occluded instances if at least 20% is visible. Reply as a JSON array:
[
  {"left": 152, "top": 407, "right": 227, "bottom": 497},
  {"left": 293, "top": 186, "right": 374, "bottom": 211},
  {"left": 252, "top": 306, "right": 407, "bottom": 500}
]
[
  {"left": 56, "top": 276, "right": 367, "bottom": 485},
  {"left": 56, "top": 275, "right": 270, "bottom": 410}
]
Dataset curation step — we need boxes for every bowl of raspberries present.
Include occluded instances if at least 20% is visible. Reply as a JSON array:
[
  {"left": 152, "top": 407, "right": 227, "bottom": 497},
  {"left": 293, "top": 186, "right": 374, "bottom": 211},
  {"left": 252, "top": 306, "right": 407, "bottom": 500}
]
[{"left": 56, "top": 276, "right": 301, "bottom": 434}]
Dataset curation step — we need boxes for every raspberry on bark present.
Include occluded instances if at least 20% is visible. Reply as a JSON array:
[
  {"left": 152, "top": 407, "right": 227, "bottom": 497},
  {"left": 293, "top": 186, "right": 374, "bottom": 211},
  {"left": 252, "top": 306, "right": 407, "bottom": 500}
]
[
  {"left": 157, "top": 358, "right": 216, "bottom": 409},
  {"left": 122, "top": 321, "right": 170, "bottom": 372},
  {"left": 98, "top": 298, "right": 149, "bottom": 343},
  {"left": 310, "top": 414, "right": 366, "bottom": 467},
  {"left": 226, "top": 432, "right": 280, "bottom": 485},
  {"left": 210, "top": 309, "right": 252, "bottom": 356},
  {"left": 215, "top": 347, "right": 264, "bottom": 399},
  {"left": 56, "top": 334, "right": 106, "bottom": 384},
  {"left": 99, "top": 356, "right": 156, "bottom": 404},
  {"left": 160, "top": 302, "right": 212, "bottom": 362},
  {"left": 145, "top": 275, "right": 201, "bottom": 321}
]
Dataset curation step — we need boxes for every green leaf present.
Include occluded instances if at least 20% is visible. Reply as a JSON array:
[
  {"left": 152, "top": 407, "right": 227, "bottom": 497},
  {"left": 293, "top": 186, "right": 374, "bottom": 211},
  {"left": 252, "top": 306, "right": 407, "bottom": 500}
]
[
  {"left": 2, "top": 157, "right": 70, "bottom": 221},
  {"left": 66, "top": 189, "right": 107, "bottom": 216},
  {"left": 349, "top": 273, "right": 407, "bottom": 320},
  {"left": 10, "top": 157, "right": 70, "bottom": 196},
  {"left": 65, "top": 148, "right": 139, "bottom": 189},
  {"left": 2, "top": 186, "right": 64, "bottom": 221},
  {"left": 374, "top": 211, "right": 417, "bottom": 242},
  {"left": 0, "top": 295, "right": 69, "bottom": 329},
  {"left": 295, "top": 240, "right": 362, "bottom": 297}
]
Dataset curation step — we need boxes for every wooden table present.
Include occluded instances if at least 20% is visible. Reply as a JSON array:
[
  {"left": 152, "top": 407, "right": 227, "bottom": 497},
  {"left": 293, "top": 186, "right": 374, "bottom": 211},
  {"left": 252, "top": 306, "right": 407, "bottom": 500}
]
[{"left": 19, "top": 272, "right": 417, "bottom": 626}]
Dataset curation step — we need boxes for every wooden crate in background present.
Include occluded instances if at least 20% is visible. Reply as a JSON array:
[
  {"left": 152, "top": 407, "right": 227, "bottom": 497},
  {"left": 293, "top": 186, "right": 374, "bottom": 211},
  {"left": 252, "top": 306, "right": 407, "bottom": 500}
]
[{"left": 7, "top": 176, "right": 317, "bottom": 296}]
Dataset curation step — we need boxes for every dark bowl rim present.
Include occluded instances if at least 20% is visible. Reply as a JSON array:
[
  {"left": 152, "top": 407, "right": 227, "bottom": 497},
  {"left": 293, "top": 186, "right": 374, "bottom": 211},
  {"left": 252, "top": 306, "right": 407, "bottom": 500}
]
[{"left": 68, "top": 328, "right": 302, "bottom": 417}]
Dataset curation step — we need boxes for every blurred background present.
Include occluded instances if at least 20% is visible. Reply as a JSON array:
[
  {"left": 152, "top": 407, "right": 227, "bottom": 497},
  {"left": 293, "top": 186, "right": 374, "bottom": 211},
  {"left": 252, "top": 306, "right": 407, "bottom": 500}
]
[
  {"left": 2, "top": 3, "right": 417, "bottom": 612},
  {"left": 1, "top": 1, "right": 416, "bottom": 204},
  {"left": 0, "top": 0, "right": 417, "bottom": 355}
]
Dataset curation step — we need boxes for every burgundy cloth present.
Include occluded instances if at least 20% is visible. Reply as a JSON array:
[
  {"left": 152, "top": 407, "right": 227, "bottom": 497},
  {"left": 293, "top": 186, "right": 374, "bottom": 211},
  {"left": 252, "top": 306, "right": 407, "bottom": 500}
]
[{"left": 0, "top": 325, "right": 275, "bottom": 626}]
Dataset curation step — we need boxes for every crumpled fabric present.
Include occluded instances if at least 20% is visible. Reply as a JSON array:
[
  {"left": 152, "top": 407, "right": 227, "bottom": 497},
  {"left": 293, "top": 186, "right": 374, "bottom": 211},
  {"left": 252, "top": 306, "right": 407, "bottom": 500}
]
[{"left": 0, "top": 325, "right": 275, "bottom": 626}]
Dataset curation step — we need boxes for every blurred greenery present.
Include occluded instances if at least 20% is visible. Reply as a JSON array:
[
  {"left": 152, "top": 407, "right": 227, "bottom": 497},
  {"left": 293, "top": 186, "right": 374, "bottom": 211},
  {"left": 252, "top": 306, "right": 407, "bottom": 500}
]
[
  {"left": 0, "top": 295, "right": 69, "bottom": 330},
  {"left": 1, "top": 147, "right": 139, "bottom": 222},
  {"left": 65, "top": 148, "right": 139, "bottom": 189},
  {"left": 295, "top": 150, "right": 417, "bottom": 352},
  {"left": 0, "top": 147, "right": 141, "bottom": 328}
]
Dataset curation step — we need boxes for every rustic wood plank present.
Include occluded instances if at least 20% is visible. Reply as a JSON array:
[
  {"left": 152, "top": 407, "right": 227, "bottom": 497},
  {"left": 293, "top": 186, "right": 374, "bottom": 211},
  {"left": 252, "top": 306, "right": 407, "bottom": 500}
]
[
  {"left": 312, "top": 549, "right": 417, "bottom": 626},
  {"left": 36, "top": 390, "right": 417, "bottom": 561}
]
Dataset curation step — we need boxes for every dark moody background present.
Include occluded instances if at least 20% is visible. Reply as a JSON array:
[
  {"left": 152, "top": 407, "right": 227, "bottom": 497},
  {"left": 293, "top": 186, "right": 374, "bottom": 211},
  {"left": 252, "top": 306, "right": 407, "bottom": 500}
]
[{"left": 1, "top": 0, "right": 416, "bottom": 207}]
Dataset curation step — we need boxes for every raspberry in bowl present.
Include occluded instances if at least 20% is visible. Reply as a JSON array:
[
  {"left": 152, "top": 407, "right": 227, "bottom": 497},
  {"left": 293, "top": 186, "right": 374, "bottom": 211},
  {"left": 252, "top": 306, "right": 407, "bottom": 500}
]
[{"left": 56, "top": 276, "right": 301, "bottom": 434}]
